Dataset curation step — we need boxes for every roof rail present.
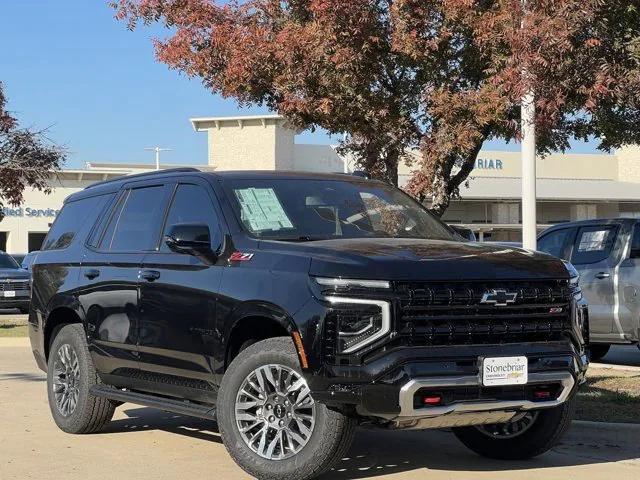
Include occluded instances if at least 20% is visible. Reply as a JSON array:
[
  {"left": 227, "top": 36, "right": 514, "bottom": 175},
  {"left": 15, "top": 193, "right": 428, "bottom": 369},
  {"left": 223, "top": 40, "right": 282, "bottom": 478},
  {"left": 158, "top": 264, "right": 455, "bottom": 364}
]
[{"left": 84, "top": 167, "right": 201, "bottom": 190}]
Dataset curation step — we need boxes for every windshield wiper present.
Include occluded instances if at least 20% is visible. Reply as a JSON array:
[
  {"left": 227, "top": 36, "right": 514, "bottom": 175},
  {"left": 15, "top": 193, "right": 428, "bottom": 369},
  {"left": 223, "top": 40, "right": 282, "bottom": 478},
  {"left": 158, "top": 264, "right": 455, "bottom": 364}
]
[{"left": 272, "top": 236, "right": 328, "bottom": 242}]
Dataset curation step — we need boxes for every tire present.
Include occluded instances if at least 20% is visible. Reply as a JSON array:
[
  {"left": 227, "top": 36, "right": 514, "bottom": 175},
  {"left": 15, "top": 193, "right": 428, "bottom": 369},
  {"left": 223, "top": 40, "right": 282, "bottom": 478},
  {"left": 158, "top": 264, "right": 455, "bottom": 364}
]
[
  {"left": 217, "top": 337, "right": 356, "bottom": 480},
  {"left": 453, "top": 397, "right": 576, "bottom": 460},
  {"left": 19, "top": 307, "right": 29, "bottom": 314},
  {"left": 46, "top": 323, "right": 115, "bottom": 434},
  {"left": 589, "top": 344, "right": 610, "bottom": 361}
]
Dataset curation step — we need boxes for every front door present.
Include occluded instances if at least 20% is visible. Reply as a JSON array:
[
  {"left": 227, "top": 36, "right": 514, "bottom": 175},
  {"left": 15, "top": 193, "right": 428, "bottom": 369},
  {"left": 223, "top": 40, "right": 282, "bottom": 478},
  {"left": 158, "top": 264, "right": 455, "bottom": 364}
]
[
  {"left": 570, "top": 224, "right": 620, "bottom": 338},
  {"left": 81, "top": 182, "right": 172, "bottom": 381},
  {"left": 137, "top": 180, "right": 225, "bottom": 401}
]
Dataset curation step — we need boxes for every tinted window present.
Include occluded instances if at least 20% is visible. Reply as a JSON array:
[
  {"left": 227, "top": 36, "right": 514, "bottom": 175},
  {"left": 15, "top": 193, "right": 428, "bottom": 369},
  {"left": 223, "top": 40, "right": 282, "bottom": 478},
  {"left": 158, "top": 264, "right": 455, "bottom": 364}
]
[
  {"left": 225, "top": 179, "right": 455, "bottom": 241},
  {"left": 42, "top": 194, "right": 110, "bottom": 251},
  {"left": 0, "top": 252, "right": 19, "bottom": 269},
  {"left": 161, "top": 184, "right": 221, "bottom": 252},
  {"left": 571, "top": 225, "right": 618, "bottom": 265},
  {"left": 537, "top": 228, "right": 571, "bottom": 259},
  {"left": 630, "top": 223, "right": 640, "bottom": 258},
  {"left": 102, "top": 186, "right": 166, "bottom": 252}
]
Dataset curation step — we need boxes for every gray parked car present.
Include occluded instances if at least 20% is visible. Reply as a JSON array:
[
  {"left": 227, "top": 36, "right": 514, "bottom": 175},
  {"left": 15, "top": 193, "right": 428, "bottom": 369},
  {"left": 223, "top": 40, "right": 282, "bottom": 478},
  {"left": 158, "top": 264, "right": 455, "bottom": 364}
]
[{"left": 538, "top": 218, "right": 640, "bottom": 360}]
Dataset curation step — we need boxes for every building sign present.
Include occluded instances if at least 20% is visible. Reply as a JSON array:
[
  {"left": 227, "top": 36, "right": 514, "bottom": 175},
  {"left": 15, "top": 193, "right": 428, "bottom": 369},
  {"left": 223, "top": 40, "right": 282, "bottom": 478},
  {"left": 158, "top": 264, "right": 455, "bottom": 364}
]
[
  {"left": 2, "top": 207, "right": 60, "bottom": 218},
  {"left": 475, "top": 158, "right": 504, "bottom": 170}
]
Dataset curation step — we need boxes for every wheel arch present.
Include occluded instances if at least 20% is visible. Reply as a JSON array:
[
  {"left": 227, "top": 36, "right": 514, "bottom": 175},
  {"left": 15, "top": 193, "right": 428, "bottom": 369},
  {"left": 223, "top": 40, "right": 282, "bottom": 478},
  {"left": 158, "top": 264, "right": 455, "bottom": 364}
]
[
  {"left": 44, "top": 304, "right": 84, "bottom": 361},
  {"left": 224, "top": 302, "right": 306, "bottom": 371}
]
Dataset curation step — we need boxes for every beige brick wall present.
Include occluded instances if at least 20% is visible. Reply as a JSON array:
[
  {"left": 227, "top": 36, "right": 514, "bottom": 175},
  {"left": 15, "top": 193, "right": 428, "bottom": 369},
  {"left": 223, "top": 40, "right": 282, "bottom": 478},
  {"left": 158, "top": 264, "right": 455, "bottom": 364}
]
[
  {"left": 206, "top": 118, "right": 285, "bottom": 170},
  {"left": 616, "top": 146, "right": 640, "bottom": 183}
]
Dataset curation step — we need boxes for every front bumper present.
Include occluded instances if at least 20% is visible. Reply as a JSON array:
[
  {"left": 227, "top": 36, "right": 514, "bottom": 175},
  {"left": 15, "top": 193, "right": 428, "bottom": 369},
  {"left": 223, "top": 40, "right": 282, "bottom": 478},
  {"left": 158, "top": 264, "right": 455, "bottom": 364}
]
[
  {"left": 308, "top": 341, "right": 587, "bottom": 429},
  {"left": 392, "top": 370, "right": 574, "bottom": 429},
  {"left": 0, "top": 297, "right": 30, "bottom": 309}
]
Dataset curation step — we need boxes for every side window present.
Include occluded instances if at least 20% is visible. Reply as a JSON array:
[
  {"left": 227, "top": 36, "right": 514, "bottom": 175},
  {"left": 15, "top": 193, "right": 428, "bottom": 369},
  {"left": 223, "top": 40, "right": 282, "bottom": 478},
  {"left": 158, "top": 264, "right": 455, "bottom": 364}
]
[
  {"left": 160, "top": 184, "right": 221, "bottom": 252},
  {"left": 571, "top": 225, "right": 618, "bottom": 265},
  {"left": 537, "top": 228, "right": 571, "bottom": 259},
  {"left": 630, "top": 224, "right": 640, "bottom": 258},
  {"left": 42, "top": 194, "right": 112, "bottom": 251},
  {"left": 100, "top": 185, "right": 167, "bottom": 252}
]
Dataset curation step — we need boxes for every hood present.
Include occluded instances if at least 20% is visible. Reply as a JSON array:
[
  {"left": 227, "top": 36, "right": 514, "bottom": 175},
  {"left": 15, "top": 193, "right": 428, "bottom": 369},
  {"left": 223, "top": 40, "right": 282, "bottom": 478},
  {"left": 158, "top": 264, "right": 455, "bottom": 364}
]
[
  {"left": 261, "top": 238, "right": 568, "bottom": 281},
  {"left": 0, "top": 268, "right": 30, "bottom": 280}
]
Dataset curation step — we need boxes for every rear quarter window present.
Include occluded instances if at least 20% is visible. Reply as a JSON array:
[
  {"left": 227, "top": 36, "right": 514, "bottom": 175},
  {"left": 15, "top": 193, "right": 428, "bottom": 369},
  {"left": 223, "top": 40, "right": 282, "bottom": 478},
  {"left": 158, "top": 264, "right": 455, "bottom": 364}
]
[{"left": 41, "top": 194, "right": 114, "bottom": 251}]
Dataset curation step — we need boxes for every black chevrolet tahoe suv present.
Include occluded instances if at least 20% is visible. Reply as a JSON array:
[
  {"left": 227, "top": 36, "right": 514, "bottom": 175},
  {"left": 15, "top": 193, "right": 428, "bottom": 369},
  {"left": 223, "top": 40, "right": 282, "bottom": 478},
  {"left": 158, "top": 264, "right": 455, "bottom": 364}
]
[{"left": 29, "top": 168, "right": 589, "bottom": 480}]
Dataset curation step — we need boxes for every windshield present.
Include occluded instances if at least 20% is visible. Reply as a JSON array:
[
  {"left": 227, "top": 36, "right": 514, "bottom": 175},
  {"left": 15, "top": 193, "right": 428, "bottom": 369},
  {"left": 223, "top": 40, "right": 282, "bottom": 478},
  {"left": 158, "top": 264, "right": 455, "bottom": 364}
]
[
  {"left": 0, "top": 252, "right": 20, "bottom": 269},
  {"left": 225, "top": 178, "right": 456, "bottom": 241}
]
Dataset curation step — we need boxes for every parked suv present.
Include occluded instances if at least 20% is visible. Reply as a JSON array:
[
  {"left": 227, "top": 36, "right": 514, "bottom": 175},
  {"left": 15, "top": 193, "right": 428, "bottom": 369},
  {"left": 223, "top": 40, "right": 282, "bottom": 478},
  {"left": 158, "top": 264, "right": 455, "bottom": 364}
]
[
  {"left": 29, "top": 169, "right": 588, "bottom": 480},
  {"left": 0, "top": 250, "right": 30, "bottom": 313},
  {"left": 538, "top": 218, "right": 640, "bottom": 360}
]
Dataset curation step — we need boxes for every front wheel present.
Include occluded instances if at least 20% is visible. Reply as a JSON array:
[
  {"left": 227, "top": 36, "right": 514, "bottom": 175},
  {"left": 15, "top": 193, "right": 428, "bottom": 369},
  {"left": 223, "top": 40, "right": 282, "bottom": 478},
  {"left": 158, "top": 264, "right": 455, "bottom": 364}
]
[
  {"left": 453, "top": 398, "right": 575, "bottom": 460},
  {"left": 217, "top": 337, "right": 356, "bottom": 480}
]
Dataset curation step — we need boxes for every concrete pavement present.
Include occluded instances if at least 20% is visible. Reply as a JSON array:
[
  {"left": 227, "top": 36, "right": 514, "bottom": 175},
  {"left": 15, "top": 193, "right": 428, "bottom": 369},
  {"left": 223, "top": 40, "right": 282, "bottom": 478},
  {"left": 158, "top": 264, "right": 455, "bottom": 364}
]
[{"left": 1, "top": 342, "right": 639, "bottom": 480}]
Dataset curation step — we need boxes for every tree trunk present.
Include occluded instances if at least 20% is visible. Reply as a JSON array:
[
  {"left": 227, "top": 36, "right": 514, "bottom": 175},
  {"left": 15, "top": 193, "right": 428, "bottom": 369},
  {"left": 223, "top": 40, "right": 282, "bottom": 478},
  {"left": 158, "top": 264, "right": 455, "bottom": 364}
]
[
  {"left": 429, "top": 171, "right": 451, "bottom": 217},
  {"left": 383, "top": 154, "right": 399, "bottom": 186},
  {"left": 428, "top": 137, "right": 485, "bottom": 218}
]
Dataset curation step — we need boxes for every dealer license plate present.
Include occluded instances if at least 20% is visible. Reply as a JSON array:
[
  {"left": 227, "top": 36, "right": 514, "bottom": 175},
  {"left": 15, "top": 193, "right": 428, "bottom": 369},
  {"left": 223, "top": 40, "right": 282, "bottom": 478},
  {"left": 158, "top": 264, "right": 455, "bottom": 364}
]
[
  {"left": 482, "top": 356, "right": 528, "bottom": 386},
  {"left": 3, "top": 291, "right": 15, "bottom": 298}
]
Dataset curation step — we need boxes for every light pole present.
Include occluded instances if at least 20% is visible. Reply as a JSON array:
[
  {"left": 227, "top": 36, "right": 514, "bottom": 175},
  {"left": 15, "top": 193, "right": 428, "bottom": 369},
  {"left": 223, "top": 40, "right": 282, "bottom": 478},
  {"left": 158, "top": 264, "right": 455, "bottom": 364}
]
[
  {"left": 521, "top": 0, "right": 537, "bottom": 250},
  {"left": 144, "top": 146, "right": 172, "bottom": 170}
]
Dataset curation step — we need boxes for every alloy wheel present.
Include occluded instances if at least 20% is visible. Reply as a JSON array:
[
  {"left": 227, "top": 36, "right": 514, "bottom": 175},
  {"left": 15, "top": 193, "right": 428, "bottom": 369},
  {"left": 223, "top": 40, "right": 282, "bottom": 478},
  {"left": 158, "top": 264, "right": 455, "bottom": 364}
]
[
  {"left": 235, "top": 364, "right": 316, "bottom": 460},
  {"left": 52, "top": 344, "right": 80, "bottom": 417},
  {"left": 476, "top": 411, "right": 540, "bottom": 439}
]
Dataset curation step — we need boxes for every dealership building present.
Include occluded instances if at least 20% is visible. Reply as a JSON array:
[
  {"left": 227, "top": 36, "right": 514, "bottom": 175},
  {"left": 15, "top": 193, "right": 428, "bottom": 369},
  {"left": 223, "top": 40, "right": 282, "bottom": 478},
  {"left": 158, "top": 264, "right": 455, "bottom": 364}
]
[{"left": 2, "top": 114, "right": 640, "bottom": 253}]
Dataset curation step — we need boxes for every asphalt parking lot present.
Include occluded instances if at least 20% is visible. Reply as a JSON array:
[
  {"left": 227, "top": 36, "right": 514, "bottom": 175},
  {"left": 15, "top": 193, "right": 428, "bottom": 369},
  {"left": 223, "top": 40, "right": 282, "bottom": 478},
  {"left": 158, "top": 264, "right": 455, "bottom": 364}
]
[{"left": 1, "top": 338, "right": 639, "bottom": 480}]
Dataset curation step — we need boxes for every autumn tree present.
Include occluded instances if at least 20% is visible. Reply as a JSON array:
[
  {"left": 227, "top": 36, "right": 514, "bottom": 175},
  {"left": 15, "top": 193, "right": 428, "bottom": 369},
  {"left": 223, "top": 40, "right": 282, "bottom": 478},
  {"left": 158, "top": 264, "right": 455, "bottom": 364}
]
[
  {"left": 0, "top": 82, "right": 66, "bottom": 217},
  {"left": 113, "top": 0, "right": 640, "bottom": 215}
]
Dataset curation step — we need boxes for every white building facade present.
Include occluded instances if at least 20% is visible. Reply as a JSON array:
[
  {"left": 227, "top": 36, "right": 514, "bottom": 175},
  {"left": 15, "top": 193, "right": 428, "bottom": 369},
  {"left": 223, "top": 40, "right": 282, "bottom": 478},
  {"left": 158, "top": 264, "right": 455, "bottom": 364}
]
[{"left": 1, "top": 113, "right": 639, "bottom": 253}]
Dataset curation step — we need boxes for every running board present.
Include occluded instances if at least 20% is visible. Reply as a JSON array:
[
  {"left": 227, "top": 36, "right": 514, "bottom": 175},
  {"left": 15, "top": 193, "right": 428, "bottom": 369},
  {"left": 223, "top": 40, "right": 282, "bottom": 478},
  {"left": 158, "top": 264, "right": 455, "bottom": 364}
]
[{"left": 90, "top": 385, "right": 217, "bottom": 420}]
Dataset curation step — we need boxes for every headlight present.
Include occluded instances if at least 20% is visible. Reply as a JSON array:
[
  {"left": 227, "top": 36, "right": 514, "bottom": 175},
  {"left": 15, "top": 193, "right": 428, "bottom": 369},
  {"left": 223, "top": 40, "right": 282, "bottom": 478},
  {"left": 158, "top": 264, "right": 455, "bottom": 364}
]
[
  {"left": 313, "top": 277, "right": 392, "bottom": 353},
  {"left": 562, "top": 260, "right": 580, "bottom": 286},
  {"left": 326, "top": 297, "right": 391, "bottom": 354},
  {"left": 562, "top": 260, "right": 582, "bottom": 301},
  {"left": 314, "top": 277, "right": 391, "bottom": 290}
]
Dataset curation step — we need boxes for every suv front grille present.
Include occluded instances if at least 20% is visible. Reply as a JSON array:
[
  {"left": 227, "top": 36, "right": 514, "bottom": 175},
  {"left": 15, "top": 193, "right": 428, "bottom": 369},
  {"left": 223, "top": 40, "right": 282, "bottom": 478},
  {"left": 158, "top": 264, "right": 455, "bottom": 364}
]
[
  {"left": 395, "top": 280, "right": 572, "bottom": 347},
  {"left": 0, "top": 280, "right": 30, "bottom": 291}
]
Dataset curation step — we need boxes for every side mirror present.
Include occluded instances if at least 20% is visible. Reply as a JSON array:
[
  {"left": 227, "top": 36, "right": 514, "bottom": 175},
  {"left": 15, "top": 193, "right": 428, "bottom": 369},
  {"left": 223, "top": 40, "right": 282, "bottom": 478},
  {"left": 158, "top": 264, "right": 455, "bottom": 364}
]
[{"left": 164, "top": 224, "right": 216, "bottom": 261}]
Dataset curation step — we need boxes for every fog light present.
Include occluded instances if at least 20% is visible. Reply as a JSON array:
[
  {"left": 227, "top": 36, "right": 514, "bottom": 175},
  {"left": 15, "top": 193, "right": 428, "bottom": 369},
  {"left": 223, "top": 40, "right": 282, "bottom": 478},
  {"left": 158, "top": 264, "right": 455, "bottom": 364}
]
[
  {"left": 422, "top": 395, "right": 442, "bottom": 406},
  {"left": 533, "top": 390, "right": 551, "bottom": 399}
]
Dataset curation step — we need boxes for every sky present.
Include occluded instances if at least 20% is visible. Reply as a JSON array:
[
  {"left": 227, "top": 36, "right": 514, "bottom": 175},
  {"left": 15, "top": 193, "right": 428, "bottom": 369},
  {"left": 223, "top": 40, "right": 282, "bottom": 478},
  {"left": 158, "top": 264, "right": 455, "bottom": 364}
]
[{"left": 1, "top": 0, "right": 600, "bottom": 170}]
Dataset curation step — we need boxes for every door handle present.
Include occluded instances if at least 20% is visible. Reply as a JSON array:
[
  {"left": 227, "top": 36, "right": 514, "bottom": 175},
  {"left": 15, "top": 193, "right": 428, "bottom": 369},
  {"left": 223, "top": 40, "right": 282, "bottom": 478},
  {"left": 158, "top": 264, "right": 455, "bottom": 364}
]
[
  {"left": 83, "top": 269, "right": 100, "bottom": 280},
  {"left": 140, "top": 270, "right": 161, "bottom": 282},
  {"left": 595, "top": 272, "right": 611, "bottom": 279}
]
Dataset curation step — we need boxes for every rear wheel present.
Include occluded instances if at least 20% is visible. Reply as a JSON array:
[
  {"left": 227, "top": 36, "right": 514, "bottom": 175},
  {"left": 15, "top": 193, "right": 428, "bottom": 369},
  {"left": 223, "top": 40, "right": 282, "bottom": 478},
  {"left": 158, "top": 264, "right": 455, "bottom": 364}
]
[
  {"left": 46, "top": 324, "right": 115, "bottom": 433},
  {"left": 589, "top": 344, "right": 611, "bottom": 361},
  {"left": 217, "top": 337, "right": 356, "bottom": 480},
  {"left": 453, "top": 398, "right": 575, "bottom": 460}
]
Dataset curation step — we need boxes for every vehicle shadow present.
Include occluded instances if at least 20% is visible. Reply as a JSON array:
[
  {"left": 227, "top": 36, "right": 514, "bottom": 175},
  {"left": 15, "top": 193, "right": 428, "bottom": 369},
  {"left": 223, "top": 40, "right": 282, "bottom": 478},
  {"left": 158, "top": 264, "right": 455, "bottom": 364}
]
[
  {"left": 599, "top": 345, "right": 640, "bottom": 368},
  {"left": 101, "top": 406, "right": 223, "bottom": 444},
  {"left": 103, "top": 407, "right": 638, "bottom": 478},
  {"left": 0, "top": 372, "right": 46, "bottom": 382},
  {"left": 320, "top": 426, "right": 639, "bottom": 479}
]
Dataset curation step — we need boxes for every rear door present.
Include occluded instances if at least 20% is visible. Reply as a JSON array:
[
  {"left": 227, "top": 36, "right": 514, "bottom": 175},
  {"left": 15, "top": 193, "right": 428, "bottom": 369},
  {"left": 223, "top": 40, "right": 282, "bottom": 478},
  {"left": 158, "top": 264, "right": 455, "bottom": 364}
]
[
  {"left": 570, "top": 224, "right": 620, "bottom": 337},
  {"left": 137, "top": 179, "right": 225, "bottom": 400},
  {"left": 617, "top": 222, "right": 640, "bottom": 342},
  {"left": 79, "top": 182, "right": 172, "bottom": 379}
]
